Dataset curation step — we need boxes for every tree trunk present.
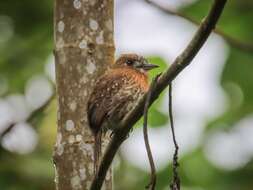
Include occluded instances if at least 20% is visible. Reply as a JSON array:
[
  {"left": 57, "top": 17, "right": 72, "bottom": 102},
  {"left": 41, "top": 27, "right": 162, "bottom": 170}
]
[{"left": 53, "top": 0, "right": 114, "bottom": 189}]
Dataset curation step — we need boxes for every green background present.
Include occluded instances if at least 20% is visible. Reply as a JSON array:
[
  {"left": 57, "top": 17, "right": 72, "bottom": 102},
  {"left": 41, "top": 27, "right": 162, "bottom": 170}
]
[{"left": 0, "top": 0, "right": 253, "bottom": 190}]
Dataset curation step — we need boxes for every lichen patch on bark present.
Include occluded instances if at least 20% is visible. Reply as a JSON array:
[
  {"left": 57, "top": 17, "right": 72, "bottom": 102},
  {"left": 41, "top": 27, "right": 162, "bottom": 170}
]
[{"left": 54, "top": 0, "right": 114, "bottom": 189}]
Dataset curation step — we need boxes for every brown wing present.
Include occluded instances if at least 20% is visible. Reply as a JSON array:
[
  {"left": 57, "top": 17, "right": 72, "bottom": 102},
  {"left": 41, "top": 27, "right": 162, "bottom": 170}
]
[{"left": 87, "top": 71, "right": 132, "bottom": 134}]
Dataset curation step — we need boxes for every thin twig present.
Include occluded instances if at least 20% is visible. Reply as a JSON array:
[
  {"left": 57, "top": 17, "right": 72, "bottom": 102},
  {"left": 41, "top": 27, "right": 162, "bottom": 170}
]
[
  {"left": 145, "top": 0, "right": 253, "bottom": 54},
  {"left": 143, "top": 75, "right": 160, "bottom": 190},
  {"left": 168, "top": 83, "right": 180, "bottom": 190},
  {"left": 90, "top": 1, "right": 227, "bottom": 189}
]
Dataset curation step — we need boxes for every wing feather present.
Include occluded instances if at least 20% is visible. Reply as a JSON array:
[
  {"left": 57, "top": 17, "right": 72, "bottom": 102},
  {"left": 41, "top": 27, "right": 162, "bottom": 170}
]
[{"left": 88, "top": 72, "right": 127, "bottom": 132}]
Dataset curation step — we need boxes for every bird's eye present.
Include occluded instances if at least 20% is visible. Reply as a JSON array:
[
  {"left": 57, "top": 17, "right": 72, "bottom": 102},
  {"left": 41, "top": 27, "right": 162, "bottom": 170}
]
[{"left": 126, "top": 60, "right": 133, "bottom": 66}]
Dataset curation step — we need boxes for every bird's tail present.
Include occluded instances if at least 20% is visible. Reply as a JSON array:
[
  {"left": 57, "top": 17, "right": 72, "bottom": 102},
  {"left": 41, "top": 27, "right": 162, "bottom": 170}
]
[{"left": 94, "top": 130, "right": 102, "bottom": 176}]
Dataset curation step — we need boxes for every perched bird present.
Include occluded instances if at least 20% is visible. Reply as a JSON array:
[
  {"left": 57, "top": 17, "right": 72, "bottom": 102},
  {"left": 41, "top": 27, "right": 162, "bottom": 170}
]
[{"left": 87, "top": 53, "right": 158, "bottom": 175}]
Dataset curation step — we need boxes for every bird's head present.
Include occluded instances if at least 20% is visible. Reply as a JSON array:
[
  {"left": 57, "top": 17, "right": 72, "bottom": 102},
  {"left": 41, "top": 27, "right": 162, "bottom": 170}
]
[{"left": 114, "top": 54, "right": 158, "bottom": 73}]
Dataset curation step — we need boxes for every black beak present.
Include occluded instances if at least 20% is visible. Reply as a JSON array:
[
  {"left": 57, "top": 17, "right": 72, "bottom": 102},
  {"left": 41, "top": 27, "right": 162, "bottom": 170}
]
[{"left": 141, "top": 63, "right": 159, "bottom": 71}]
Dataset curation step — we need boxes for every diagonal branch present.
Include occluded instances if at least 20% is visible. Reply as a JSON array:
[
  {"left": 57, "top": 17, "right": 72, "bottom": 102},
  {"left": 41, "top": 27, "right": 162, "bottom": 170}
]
[
  {"left": 145, "top": 0, "right": 253, "bottom": 54},
  {"left": 90, "top": 0, "right": 227, "bottom": 189}
]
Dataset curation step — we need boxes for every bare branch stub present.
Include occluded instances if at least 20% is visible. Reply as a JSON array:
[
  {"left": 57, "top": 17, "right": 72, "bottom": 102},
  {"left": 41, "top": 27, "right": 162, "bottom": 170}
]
[{"left": 90, "top": 0, "right": 228, "bottom": 189}]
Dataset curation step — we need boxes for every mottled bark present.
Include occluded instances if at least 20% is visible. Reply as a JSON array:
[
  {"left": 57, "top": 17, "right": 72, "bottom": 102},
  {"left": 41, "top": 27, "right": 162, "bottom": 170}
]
[{"left": 53, "top": 0, "right": 114, "bottom": 190}]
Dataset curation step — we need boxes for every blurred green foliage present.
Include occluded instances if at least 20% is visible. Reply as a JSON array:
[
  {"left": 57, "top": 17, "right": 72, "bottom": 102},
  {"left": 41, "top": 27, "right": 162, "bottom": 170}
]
[
  {"left": 0, "top": 0, "right": 52, "bottom": 94},
  {"left": 0, "top": 0, "right": 54, "bottom": 190},
  {"left": 0, "top": 0, "right": 253, "bottom": 190}
]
